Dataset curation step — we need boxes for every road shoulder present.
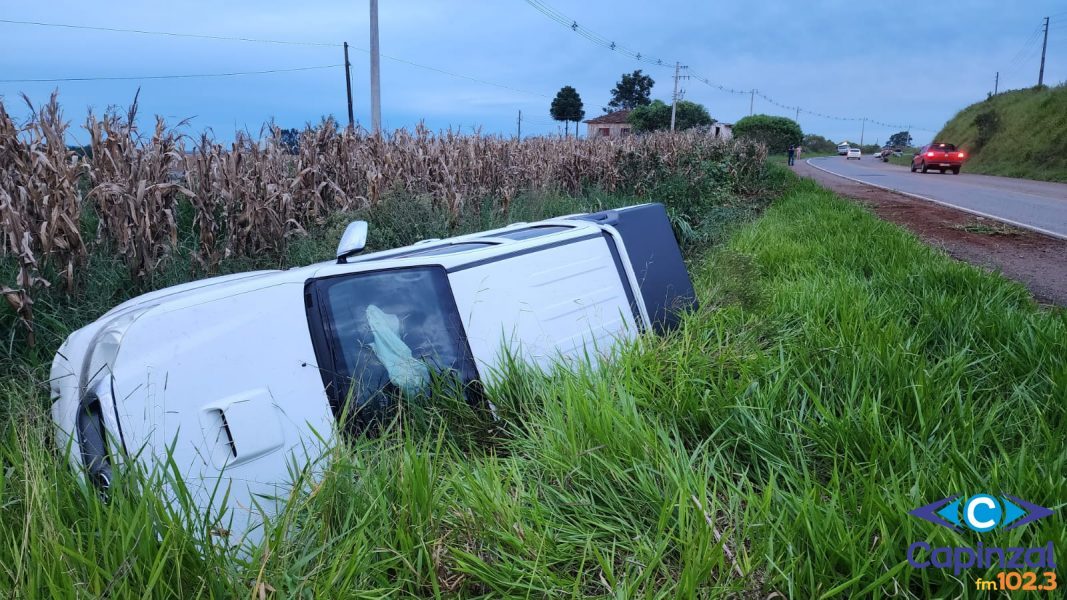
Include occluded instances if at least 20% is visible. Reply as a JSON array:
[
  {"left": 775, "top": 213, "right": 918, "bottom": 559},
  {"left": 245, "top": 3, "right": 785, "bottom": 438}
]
[{"left": 791, "top": 159, "right": 1067, "bottom": 307}]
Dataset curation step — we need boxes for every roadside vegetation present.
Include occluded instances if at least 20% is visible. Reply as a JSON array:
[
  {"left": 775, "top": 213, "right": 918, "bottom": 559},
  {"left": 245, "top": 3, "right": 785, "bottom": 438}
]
[
  {"left": 936, "top": 83, "right": 1067, "bottom": 182},
  {"left": 731, "top": 114, "right": 802, "bottom": 153},
  {"left": 1, "top": 99, "right": 1063, "bottom": 597}
]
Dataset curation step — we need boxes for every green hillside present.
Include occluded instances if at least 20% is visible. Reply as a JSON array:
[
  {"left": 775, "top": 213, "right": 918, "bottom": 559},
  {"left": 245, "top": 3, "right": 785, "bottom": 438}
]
[{"left": 935, "top": 83, "right": 1067, "bottom": 182}]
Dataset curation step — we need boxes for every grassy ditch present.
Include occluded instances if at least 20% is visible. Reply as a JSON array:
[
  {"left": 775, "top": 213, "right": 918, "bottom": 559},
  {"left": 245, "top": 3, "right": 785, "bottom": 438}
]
[{"left": 0, "top": 176, "right": 1063, "bottom": 598}]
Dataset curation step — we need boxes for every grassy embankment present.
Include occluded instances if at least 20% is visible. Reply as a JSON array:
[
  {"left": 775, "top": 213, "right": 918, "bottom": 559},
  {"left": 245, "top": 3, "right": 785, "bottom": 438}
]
[
  {"left": 1, "top": 172, "right": 1064, "bottom": 597},
  {"left": 936, "top": 83, "right": 1067, "bottom": 182}
]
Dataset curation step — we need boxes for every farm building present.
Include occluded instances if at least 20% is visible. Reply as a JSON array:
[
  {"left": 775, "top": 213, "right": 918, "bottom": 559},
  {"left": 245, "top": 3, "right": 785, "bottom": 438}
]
[
  {"left": 710, "top": 122, "right": 733, "bottom": 140},
  {"left": 584, "top": 110, "right": 632, "bottom": 138},
  {"left": 585, "top": 110, "right": 733, "bottom": 139}
]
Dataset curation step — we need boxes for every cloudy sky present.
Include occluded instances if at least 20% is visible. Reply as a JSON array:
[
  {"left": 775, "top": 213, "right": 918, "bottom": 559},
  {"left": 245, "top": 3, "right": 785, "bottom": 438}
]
[{"left": 1, "top": 0, "right": 1064, "bottom": 145}]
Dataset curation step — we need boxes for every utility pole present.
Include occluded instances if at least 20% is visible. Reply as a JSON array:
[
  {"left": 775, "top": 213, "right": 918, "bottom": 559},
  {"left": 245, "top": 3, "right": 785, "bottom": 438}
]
[
  {"left": 749, "top": 89, "right": 755, "bottom": 115},
  {"left": 795, "top": 106, "right": 800, "bottom": 123},
  {"left": 1038, "top": 16, "right": 1049, "bottom": 86},
  {"left": 369, "top": 0, "right": 382, "bottom": 134},
  {"left": 517, "top": 110, "right": 522, "bottom": 139},
  {"left": 860, "top": 117, "right": 866, "bottom": 147},
  {"left": 994, "top": 71, "right": 999, "bottom": 95},
  {"left": 343, "top": 42, "right": 354, "bottom": 129},
  {"left": 670, "top": 62, "right": 681, "bottom": 131}
]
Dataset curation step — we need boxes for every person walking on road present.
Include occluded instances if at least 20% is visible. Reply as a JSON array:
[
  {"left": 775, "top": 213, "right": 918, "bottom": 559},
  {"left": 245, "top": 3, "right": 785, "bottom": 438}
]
[{"left": 787, "top": 145, "right": 796, "bottom": 166}]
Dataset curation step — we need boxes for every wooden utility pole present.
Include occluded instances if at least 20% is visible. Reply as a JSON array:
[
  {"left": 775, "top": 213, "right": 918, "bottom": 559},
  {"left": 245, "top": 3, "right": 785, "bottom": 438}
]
[
  {"left": 1038, "top": 16, "right": 1049, "bottom": 86},
  {"left": 369, "top": 0, "right": 382, "bottom": 133},
  {"left": 343, "top": 42, "right": 354, "bottom": 129}
]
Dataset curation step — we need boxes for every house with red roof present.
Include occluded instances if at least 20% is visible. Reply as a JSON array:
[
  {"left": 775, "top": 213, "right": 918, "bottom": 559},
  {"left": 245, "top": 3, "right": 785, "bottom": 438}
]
[{"left": 584, "top": 110, "right": 632, "bottom": 138}]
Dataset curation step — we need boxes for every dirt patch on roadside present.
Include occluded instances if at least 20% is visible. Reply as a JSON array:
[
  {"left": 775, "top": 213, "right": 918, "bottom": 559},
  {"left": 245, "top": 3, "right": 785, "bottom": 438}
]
[{"left": 792, "top": 160, "right": 1067, "bottom": 307}]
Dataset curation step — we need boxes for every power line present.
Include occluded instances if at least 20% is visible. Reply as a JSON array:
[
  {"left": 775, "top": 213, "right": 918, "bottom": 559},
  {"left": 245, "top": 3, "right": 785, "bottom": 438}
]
[
  {"left": 0, "top": 18, "right": 338, "bottom": 47},
  {"left": 0, "top": 17, "right": 549, "bottom": 100},
  {"left": 1003, "top": 26, "right": 1044, "bottom": 74},
  {"left": 521, "top": 0, "right": 932, "bottom": 132},
  {"left": 524, "top": 0, "right": 675, "bottom": 69},
  {"left": 0, "top": 64, "right": 342, "bottom": 83}
]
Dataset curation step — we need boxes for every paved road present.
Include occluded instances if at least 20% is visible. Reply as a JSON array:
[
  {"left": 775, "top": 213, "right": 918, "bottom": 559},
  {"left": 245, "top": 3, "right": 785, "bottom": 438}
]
[{"left": 807, "top": 156, "right": 1067, "bottom": 239}]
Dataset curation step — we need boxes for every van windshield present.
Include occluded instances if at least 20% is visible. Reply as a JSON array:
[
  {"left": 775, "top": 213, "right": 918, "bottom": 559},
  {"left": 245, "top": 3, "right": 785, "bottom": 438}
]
[{"left": 306, "top": 266, "right": 477, "bottom": 430}]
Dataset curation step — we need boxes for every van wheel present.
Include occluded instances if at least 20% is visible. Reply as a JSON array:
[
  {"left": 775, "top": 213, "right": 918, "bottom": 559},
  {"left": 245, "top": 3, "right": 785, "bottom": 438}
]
[
  {"left": 952, "top": 167, "right": 960, "bottom": 175},
  {"left": 920, "top": 162, "right": 928, "bottom": 173}
]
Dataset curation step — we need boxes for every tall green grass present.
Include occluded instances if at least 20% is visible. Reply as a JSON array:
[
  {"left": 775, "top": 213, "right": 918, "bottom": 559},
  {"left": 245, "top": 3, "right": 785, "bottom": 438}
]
[{"left": 1, "top": 177, "right": 1063, "bottom": 598}]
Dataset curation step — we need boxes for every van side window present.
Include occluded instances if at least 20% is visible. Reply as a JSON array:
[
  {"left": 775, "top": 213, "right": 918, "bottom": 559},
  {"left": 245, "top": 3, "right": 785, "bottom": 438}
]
[{"left": 307, "top": 267, "right": 477, "bottom": 430}]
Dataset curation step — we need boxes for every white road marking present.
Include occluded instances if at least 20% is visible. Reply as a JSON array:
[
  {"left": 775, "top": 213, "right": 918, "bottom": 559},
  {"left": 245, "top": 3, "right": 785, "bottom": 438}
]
[{"left": 805, "top": 158, "right": 1067, "bottom": 241}]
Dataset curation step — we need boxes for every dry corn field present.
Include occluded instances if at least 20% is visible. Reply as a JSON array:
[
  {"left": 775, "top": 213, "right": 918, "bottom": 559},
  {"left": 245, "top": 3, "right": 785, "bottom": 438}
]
[{"left": 1, "top": 94, "right": 767, "bottom": 343}]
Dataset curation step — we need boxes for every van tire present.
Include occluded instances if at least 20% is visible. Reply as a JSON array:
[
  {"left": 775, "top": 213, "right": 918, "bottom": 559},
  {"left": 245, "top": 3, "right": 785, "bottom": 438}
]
[
  {"left": 952, "top": 167, "right": 960, "bottom": 175},
  {"left": 920, "top": 162, "right": 928, "bottom": 173}
]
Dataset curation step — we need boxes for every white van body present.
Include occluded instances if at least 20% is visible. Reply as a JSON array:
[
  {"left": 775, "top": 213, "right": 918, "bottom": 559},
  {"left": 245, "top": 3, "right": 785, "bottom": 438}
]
[
  {"left": 837, "top": 143, "right": 850, "bottom": 155},
  {"left": 50, "top": 203, "right": 696, "bottom": 543}
]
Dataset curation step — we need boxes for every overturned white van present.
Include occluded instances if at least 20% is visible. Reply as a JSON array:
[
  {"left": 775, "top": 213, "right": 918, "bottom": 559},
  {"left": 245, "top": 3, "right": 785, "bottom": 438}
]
[{"left": 50, "top": 202, "right": 696, "bottom": 539}]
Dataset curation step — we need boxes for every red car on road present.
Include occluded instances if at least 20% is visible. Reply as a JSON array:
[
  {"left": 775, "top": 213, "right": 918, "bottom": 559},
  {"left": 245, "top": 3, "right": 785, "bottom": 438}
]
[{"left": 911, "top": 142, "right": 966, "bottom": 174}]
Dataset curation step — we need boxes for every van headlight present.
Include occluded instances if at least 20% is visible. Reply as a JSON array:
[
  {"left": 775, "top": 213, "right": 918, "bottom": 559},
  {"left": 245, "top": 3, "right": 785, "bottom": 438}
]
[
  {"left": 79, "top": 307, "right": 151, "bottom": 394},
  {"left": 77, "top": 306, "right": 152, "bottom": 488}
]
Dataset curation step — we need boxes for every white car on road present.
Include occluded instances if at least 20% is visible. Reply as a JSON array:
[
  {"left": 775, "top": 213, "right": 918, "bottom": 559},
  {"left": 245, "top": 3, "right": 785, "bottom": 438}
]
[
  {"left": 50, "top": 203, "right": 696, "bottom": 541},
  {"left": 846, "top": 147, "right": 862, "bottom": 160}
]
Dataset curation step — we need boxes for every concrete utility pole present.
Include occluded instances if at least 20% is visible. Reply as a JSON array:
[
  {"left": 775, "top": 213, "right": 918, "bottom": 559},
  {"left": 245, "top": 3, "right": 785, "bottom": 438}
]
[
  {"left": 860, "top": 117, "right": 866, "bottom": 147},
  {"left": 994, "top": 71, "right": 999, "bottom": 95},
  {"left": 517, "top": 110, "right": 522, "bottom": 139},
  {"left": 369, "top": 0, "right": 382, "bottom": 134},
  {"left": 749, "top": 89, "right": 755, "bottom": 115},
  {"left": 795, "top": 106, "right": 800, "bottom": 123},
  {"left": 343, "top": 42, "right": 354, "bottom": 129},
  {"left": 1038, "top": 16, "right": 1049, "bottom": 86},
  {"left": 670, "top": 62, "right": 681, "bottom": 131}
]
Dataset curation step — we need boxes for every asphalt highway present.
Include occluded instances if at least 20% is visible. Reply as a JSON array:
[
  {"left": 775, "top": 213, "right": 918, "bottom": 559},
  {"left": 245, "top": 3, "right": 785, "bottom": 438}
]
[{"left": 807, "top": 156, "right": 1067, "bottom": 239}]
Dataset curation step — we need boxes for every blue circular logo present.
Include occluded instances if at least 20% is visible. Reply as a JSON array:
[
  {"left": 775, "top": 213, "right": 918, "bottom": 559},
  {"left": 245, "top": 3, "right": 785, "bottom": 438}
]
[{"left": 964, "top": 494, "right": 1002, "bottom": 532}]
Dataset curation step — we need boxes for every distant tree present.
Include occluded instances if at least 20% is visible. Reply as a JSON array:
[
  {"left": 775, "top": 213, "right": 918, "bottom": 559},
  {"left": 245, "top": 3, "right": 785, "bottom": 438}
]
[
  {"left": 627, "top": 100, "right": 670, "bottom": 132},
  {"left": 801, "top": 134, "right": 837, "bottom": 154},
  {"left": 672, "top": 101, "right": 714, "bottom": 130},
  {"left": 887, "top": 131, "right": 913, "bottom": 148},
  {"left": 628, "top": 100, "right": 714, "bottom": 132},
  {"left": 278, "top": 128, "right": 301, "bottom": 154},
  {"left": 606, "top": 70, "right": 654, "bottom": 112},
  {"left": 550, "top": 86, "right": 586, "bottom": 137},
  {"left": 732, "top": 114, "right": 803, "bottom": 153}
]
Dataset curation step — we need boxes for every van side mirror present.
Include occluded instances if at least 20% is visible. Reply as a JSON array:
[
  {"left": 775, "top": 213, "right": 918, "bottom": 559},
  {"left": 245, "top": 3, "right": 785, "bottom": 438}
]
[{"left": 336, "top": 220, "right": 368, "bottom": 263}]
